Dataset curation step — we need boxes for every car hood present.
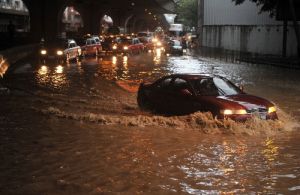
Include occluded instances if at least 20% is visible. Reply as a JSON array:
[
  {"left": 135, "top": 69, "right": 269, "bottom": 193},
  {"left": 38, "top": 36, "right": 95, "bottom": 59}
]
[{"left": 197, "top": 94, "right": 274, "bottom": 110}]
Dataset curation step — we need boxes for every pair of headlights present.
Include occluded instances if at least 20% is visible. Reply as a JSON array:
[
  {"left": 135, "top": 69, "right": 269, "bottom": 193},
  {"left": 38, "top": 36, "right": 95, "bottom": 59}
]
[
  {"left": 112, "top": 45, "right": 128, "bottom": 50},
  {"left": 221, "top": 106, "right": 276, "bottom": 115},
  {"left": 40, "top": 49, "right": 63, "bottom": 56}
]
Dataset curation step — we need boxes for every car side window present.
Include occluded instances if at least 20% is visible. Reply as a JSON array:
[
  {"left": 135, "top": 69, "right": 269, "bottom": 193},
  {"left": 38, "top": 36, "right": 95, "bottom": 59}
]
[
  {"left": 69, "top": 43, "right": 76, "bottom": 48},
  {"left": 173, "top": 78, "right": 188, "bottom": 90},
  {"left": 194, "top": 78, "right": 219, "bottom": 96},
  {"left": 157, "top": 78, "right": 172, "bottom": 89},
  {"left": 173, "top": 78, "right": 189, "bottom": 91}
]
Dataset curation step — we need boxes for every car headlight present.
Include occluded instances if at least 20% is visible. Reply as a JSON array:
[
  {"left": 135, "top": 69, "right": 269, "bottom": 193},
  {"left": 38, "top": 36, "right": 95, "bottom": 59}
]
[
  {"left": 40, "top": 49, "right": 47, "bottom": 55},
  {"left": 156, "top": 42, "right": 162, "bottom": 46},
  {"left": 268, "top": 106, "right": 276, "bottom": 113},
  {"left": 221, "top": 109, "right": 247, "bottom": 115},
  {"left": 123, "top": 46, "right": 128, "bottom": 50},
  {"left": 152, "top": 38, "right": 158, "bottom": 43},
  {"left": 113, "top": 45, "right": 117, "bottom": 50},
  {"left": 57, "top": 50, "right": 63, "bottom": 56}
]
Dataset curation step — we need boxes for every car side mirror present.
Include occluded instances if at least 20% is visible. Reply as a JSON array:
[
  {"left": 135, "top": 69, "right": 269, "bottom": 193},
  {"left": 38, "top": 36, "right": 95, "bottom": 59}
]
[{"left": 180, "top": 89, "right": 193, "bottom": 96}]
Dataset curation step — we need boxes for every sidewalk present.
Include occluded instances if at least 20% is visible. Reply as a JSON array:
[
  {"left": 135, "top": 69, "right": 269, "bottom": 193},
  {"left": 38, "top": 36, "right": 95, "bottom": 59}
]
[{"left": 238, "top": 56, "right": 300, "bottom": 69}]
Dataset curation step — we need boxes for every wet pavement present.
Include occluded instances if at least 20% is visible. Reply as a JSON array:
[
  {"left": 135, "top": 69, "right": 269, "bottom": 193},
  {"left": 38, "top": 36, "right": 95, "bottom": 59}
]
[{"left": 0, "top": 50, "right": 300, "bottom": 194}]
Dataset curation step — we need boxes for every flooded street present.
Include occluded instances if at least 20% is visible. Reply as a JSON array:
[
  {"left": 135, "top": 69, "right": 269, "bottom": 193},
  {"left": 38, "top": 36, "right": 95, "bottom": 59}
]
[{"left": 0, "top": 51, "right": 300, "bottom": 194}]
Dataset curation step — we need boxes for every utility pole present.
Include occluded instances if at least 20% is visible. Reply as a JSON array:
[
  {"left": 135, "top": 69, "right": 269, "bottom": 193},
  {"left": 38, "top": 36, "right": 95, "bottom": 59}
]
[{"left": 197, "top": 0, "right": 204, "bottom": 48}]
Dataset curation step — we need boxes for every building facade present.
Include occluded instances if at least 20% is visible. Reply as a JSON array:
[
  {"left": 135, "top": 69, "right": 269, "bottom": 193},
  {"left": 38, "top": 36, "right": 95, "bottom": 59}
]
[
  {"left": 201, "top": 0, "right": 297, "bottom": 56},
  {"left": 0, "top": 0, "right": 29, "bottom": 32}
]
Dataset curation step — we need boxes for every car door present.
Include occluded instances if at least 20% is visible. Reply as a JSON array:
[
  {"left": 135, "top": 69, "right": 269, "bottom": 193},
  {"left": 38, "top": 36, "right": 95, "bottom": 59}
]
[
  {"left": 168, "top": 77, "right": 195, "bottom": 114},
  {"left": 148, "top": 77, "right": 173, "bottom": 112},
  {"left": 68, "top": 42, "right": 77, "bottom": 59}
]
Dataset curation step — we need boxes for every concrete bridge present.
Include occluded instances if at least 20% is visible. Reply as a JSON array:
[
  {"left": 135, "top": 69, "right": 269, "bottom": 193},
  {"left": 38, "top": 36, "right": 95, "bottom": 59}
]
[{"left": 22, "top": 0, "right": 176, "bottom": 42}]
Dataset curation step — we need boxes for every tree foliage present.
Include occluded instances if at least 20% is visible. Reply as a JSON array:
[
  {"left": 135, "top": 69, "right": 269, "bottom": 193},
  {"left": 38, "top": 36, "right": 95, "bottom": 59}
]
[
  {"left": 232, "top": 0, "right": 279, "bottom": 16},
  {"left": 175, "top": 0, "right": 198, "bottom": 28}
]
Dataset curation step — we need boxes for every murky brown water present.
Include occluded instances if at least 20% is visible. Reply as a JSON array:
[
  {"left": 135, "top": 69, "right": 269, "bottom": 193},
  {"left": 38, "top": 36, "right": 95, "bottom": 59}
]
[{"left": 0, "top": 51, "right": 300, "bottom": 194}]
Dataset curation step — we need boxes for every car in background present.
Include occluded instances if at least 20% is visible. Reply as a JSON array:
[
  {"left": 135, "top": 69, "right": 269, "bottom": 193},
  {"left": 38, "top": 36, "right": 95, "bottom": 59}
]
[
  {"left": 39, "top": 38, "right": 81, "bottom": 64},
  {"left": 151, "top": 37, "right": 166, "bottom": 53},
  {"left": 139, "top": 36, "right": 154, "bottom": 52},
  {"left": 81, "top": 37, "right": 102, "bottom": 57},
  {"left": 137, "top": 74, "right": 278, "bottom": 121},
  {"left": 115, "top": 37, "right": 144, "bottom": 55},
  {"left": 165, "top": 40, "right": 183, "bottom": 55},
  {"left": 101, "top": 36, "right": 116, "bottom": 54},
  {"left": 137, "top": 31, "right": 153, "bottom": 38}
]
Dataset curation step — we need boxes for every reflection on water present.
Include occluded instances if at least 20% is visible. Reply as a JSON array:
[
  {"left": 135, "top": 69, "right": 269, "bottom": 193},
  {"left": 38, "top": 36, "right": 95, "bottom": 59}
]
[
  {"left": 36, "top": 64, "right": 68, "bottom": 90},
  {"left": 157, "top": 135, "right": 300, "bottom": 194},
  {"left": 263, "top": 138, "right": 279, "bottom": 162},
  {"left": 112, "top": 56, "right": 117, "bottom": 66},
  {"left": 55, "top": 65, "right": 63, "bottom": 74},
  {"left": 38, "top": 65, "right": 48, "bottom": 75},
  {"left": 153, "top": 48, "right": 162, "bottom": 65}
]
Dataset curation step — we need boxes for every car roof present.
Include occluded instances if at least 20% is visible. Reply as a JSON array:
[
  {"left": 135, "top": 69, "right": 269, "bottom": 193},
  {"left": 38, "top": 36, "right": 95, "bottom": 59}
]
[{"left": 166, "top": 74, "right": 214, "bottom": 80}]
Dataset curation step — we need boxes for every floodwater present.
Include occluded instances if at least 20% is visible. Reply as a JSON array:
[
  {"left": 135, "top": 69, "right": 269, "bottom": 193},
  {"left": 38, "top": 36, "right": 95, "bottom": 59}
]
[{"left": 0, "top": 50, "right": 300, "bottom": 194}]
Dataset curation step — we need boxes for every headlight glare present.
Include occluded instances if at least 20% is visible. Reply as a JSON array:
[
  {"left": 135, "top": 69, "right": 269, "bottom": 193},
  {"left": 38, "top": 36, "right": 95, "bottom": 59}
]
[
  {"left": 268, "top": 106, "right": 276, "bottom": 113},
  {"left": 57, "top": 50, "right": 63, "bottom": 56},
  {"left": 123, "top": 46, "right": 128, "bottom": 50},
  {"left": 221, "top": 109, "right": 247, "bottom": 115},
  {"left": 41, "top": 49, "right": 47, "bottom": 55}
]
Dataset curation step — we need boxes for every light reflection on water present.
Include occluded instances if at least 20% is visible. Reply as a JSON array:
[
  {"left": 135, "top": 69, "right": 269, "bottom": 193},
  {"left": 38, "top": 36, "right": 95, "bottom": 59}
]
[
  {"left": 157, "top": 135, "right": 300, "bottom": 194},
  {"left": 36, "top": 64, "right": 68, "bottom": 90}
]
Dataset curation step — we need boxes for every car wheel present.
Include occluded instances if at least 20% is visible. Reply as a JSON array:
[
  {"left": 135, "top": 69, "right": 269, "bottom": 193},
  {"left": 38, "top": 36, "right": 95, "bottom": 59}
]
[{"left": 137, "top": 87, "right": 152, "bottom": 110}]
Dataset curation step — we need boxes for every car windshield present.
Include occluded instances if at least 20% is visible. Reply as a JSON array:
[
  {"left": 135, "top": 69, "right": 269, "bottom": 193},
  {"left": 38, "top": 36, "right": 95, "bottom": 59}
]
[
  {"left": 173, "top": 40, "right": 181, "bottom": 46},
  {"left": 120, "top": 38, "right": 132, "bottom": 45},
  {"left": 191, "top": 77, "right": 241, "bottom": 96},
  {"left": 137, "top": 32, "right": 148, "bottom": 37},
  {"left": 42, "top": 39, "right": 66, "bottom": 48}
]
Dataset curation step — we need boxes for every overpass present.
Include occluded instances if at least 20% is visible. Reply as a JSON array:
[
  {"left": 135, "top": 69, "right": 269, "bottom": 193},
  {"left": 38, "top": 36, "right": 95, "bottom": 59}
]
[{"left": 22, "top": 0, "right": 176, "bottom": 42}]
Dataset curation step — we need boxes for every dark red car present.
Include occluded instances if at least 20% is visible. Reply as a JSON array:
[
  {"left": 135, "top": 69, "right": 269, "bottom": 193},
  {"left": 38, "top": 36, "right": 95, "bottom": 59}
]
[{"left": 137, "top": 74, "right": 278, "bottom": 121}]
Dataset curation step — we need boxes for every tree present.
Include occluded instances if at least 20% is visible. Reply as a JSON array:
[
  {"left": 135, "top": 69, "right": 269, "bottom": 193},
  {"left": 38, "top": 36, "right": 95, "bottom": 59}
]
[
  {"left": 232, "top": 0, "right": 300, "bottom": 57},
  {"left": 175, "top": 0, "right": 198, "bottom": 28}
]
